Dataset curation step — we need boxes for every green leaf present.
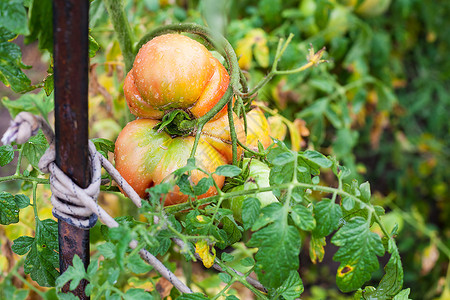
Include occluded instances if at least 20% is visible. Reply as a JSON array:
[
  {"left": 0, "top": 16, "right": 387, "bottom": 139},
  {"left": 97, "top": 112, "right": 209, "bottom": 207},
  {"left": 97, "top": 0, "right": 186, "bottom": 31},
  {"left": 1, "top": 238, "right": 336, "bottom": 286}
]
[
  {"left": 248, "top": 203, "right": 301, "bottom": 288},
  {"left": 176, "top": 293, "right": 209, "bottom": 300},
  {"left": 218, "top": 273, "right": 232, "bottom": 283},
  {"left": 0, "top": 0, "right": 29, "bottom": 35},
  {"left": 194, "top": 177, "right": 213, "bottom": 196},
  {"left": 392, "top": 289, "right": 411, "bottom": 300},
  {"left": 0, "top": 0, "right": 28, "bottom": 34},
  {"left": 97, "top": 242, "right": 116, "bottom": 259},
  {"left": 2, "top": 92, "right": 54, "bottom": 119},
  {"left": 276, "top": 271, "right": 304, "bottom": 300},
  {"left": 92, "top": 138, "right": 115, "bottom": 158},
  {"left": 242, "top": 197, "right": 260, "bottom": 230},
  {"left": 55, "top": 255, "right": 87, "bottom": 291},
  {"left": 290, "top": 205, "right": 316, "bottom": 231},
  {"left": 0, "top": 191, "right": 19, "bottom": 224},
  {"left": 218, "top": 216, "right": 243, "bottom": 249},
  {"left": 173, "top": 158, "right": 197, "bottom": 176},
  {"left": 23, "top": 219, "right": 59, "bottom": 287},
  {"left": 108, "top": 226, "right": 132, "bottom": 270},
  {"left": 363, "top": 239, "right": 403, "bottom": 299},
  {"left": 88, "top": 34, "right": 100, "bottom": 58},
  {"left": 268, "top": 146, "right": 316, "bottom": 200},
  {"left": 14, "top": 194, "right": 30, "bottom": 209},
  {"left": 43, "top": 73, "right": 53, "bottom": 96},
  {"left": 177, "top": 174, "right": 195, "bottom": 197},
  {"left": 123, "top": 289, "right": 153, "bottom": 300},
  {"left": 0, "top": 144, "right": 14, "bottom": 166},
  {"left": 215, "top": 164, "right": 242, "bottom": 177},
  {"left": 26, "top": 0, "right": 53, "bottom": 52},
  {"left": 220, "top": 252, "right": 234, "bottom": 263},
  {"left": 22, "top": 131, "right": 48, "bottom": 169},
  {"left": 331, "top": 217, "right": 385, "bottom": 292},
  {"left": 342, "top": 196, "right": 355, "bottom": 211},
  {"left": 313, "top": 199, "right": 343, "bottom": 237},
  {"left": 0, "top": 29, "right": 34, "bottom": 93},
  {"left": 127, "top": 253, "right": 152, "bottom": 274},
  {"left": 359, "top": 181, "right": 371, "bottom": 203},
  {"left": 240, "top": 257, "right": 255, "bottom": 267},
  {"left": 12, "top": 236, "right": 34, "bottom": 255},
  {"left": 86, "top": 260, "right": 98, "bottom": 279},
  {"left": 301, "top": 150, "right": 332, "bottom": 168},
  {"left": 107, "top": 268, "right": 120, "bottom": 285},
  {"left": 271, "top": 151, "right": 294, "bottom": 165}
]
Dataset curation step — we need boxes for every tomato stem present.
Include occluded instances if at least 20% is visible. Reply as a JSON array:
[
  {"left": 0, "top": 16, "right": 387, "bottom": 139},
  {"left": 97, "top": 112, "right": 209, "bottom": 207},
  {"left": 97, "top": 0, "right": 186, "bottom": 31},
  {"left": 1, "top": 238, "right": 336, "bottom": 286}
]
[
  {"left": 228, "top": 100, "right": 239, "bottom": 166},
  {"left": 103, "top": 0, "right": 135, "bottom": 72}
]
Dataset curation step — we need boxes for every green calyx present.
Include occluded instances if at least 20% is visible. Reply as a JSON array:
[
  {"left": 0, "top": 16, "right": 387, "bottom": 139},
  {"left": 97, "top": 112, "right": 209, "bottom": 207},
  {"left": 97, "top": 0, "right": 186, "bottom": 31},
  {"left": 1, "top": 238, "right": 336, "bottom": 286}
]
[{"left": 154, "top": 110, "right": 195, "bottom": 137}]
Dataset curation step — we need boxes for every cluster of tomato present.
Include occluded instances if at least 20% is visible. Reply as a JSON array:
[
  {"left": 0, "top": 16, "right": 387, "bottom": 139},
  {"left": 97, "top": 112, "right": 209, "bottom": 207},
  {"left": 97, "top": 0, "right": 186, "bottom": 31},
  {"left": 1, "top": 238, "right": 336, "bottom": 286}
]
[{"left": 114, "top": 34, "right": 274, "bottom": 207}]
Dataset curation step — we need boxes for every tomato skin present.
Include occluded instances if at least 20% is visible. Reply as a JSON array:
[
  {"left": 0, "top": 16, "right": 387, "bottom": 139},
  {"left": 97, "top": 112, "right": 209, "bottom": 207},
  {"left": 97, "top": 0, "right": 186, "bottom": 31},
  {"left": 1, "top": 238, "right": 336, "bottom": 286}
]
[
  {"left": 245, "top": 108, "right": 272, "bottom": 151},
  {"left": 124, "top": 34, "right": 230, "bottom": 120},
  {"left": 223, "top": 158, "right": 278, "bottom": 223},
  {"left": 115, "top": 112, "right": 245, "bottom": 206}
]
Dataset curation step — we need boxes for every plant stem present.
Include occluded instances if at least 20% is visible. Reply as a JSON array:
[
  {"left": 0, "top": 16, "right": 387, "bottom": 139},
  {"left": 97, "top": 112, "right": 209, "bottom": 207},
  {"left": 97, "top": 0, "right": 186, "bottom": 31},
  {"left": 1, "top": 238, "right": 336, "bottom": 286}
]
[
  {"left": 14, "top": 145, "right": 23, "bottom": 175},
  {"left": 165, "top": 181, "right": 371, "bottom": 215},
  {"left": 214, "top": 259, "right": 269, "bottom": 299},
  {"left": 11, "top": 268, "right": 47, "bottom": 298},
  {"left": 32, "top": 182, "right": 39, "bottom": 222},
  {"left": 189, "top": 123, "right": 205, "bottom": 160},
  {"left": 236, "top": 139, "right": 266, "bottom": 157},
  {"left": 0, "top": 175, "right": 49, "bottom": 185},
  {"left": 103, "top": 0, "right": 135, "bottom": 72},
  {"left": 227, "top": 101, "right": 238, "bottom": 166}
]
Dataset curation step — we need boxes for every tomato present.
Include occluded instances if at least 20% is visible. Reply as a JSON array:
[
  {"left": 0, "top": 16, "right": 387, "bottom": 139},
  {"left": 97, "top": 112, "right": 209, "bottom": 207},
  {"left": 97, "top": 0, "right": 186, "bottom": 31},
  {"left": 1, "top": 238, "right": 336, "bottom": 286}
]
[
  {"left": 223, "top": 158, "right": 278, "bottom": 223},
  {"left": 245, "top": 108, "right": 272, "bottom": 151},
  {"left": 115, "top": 112, "right": 245, "bottom": 206},
  {"left": 124, "top": 34, "right": 230, "bottom": 120}
]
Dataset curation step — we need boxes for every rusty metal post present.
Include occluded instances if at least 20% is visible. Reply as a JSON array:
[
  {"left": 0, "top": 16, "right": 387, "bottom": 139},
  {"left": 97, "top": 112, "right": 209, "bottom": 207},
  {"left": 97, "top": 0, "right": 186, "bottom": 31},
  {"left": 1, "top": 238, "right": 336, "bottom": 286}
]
[{"left": 53, "top": 0, "right": 90, "bottom": 298}]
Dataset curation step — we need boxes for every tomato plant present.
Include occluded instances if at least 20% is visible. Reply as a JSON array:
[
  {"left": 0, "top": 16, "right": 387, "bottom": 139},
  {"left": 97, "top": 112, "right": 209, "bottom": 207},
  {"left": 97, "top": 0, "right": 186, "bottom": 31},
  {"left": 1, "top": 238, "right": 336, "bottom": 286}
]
[{"left": 1, "top": 0, "right": 449, "bottom": 299}]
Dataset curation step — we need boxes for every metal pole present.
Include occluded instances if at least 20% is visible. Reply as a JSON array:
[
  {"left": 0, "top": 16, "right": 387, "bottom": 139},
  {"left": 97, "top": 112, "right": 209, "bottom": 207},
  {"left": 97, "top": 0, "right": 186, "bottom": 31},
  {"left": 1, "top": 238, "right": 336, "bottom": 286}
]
[{"left": 53, "top": 0, "right": 90, "bottom": 298}]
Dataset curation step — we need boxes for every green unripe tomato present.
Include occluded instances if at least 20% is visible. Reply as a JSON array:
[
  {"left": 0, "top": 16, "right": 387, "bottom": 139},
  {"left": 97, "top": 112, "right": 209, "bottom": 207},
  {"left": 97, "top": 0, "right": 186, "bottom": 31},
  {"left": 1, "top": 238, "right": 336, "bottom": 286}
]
[{"left": 223, "top": 158, "right": 277, "bottom": 223}]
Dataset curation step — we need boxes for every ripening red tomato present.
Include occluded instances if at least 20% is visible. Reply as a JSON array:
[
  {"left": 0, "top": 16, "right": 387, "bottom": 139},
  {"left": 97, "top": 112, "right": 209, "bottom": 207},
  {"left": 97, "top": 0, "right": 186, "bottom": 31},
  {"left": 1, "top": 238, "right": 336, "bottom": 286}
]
[
  {"left": 245, "top": 108, "right": 273, "bottom": 151},
  {"left": 115, "top": 112, "right": 246, "bottom": 206},
  {"left": 124, "top": 34, "right": 230, "bottom": 120}
]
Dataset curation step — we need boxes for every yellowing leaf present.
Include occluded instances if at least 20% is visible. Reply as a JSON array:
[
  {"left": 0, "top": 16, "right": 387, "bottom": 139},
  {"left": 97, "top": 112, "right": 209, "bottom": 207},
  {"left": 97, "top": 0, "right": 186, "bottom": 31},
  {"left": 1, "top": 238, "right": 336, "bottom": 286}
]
[
  {"left": 268, "top": 115, "right": 287, "bottom": 141},
  {"left": 0, "top": 255, "right": 8, "bottom": 272},
  {"left": 236, "top": 38, "right": 253, "bottom": 70},
  {"left": 236, "top": 29, "right": 269, "bottom": 70},
  {"left": 195, "top": 240, "right": 216, "bottom": 268}
]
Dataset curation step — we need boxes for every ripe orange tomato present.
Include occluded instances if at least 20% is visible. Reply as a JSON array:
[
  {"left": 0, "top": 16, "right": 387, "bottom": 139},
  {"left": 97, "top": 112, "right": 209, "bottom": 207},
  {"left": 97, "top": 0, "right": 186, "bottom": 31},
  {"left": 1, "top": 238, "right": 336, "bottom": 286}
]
[
  {"left": 124, "top": 34, "right": 230, "bottom": 120},
  {"left": 115, "top": 112, "right": 245, "bottom": 206}
]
